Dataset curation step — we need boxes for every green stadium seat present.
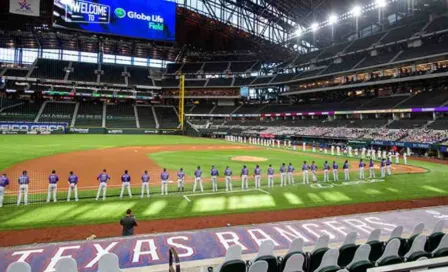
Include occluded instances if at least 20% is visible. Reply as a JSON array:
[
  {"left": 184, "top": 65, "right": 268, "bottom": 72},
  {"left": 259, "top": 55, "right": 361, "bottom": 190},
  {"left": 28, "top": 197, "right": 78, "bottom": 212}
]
[
  {"left": 314, "top": 249, "right": 340, "bottom": 272},
  {"left": 345, "top": 244, "right": 374, "bottom": 272},
  {"left": 280, "top": 238, "right": 306, "bottom": 272},
  {"left": 366, "top": 229, "right": 384, "bottom": 263},
  {"left": 213, "top": 244, "right": 246, "bottom": 272},
  {"left": 253, "top": 241, "right": 279, "bottom": 272},
  {"left": 404, "top": 234, "right": 430, "bottom": 262},
  {"left": 338, "top": 232, "right": 359, "bottom": 268},
  {"left": 427, "top": 220, "right": 446, "bottom": 252},
  {"left": 432, "top": 233, "right": 448, "bottom": 258},
  {"left": 310, "top": 235, "right": 330, "bottom": 272},
  {"left": 376, "top": 239, "right": 403, "bottom": 267}
]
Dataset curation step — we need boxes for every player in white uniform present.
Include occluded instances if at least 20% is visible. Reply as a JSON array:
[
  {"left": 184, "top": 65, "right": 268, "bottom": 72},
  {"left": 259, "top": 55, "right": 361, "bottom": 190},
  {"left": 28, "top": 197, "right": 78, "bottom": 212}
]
[
  {"left": 17, "top": 170, "right": 30, "bottom": 206},
  {"left": 395, "top": 152, "right": 400, "bottom": 164},
  {"left": 302, "top": 141, "right": 306, "bottom": 151},
  {"left": 403, "top": 153, "right": 407, "bottom": 165},
  {"left": 141, "top": 170, "right": 150, "bottom": 198},
  {"left": 331, "top": 145, "right": 335, "bottom": 155},
  {"left": 377, "top": 149, "right": 382, "bottom": 160},
  {"left": 47, "top": 170, "right": 59, "bottom": 203},
  {"left": 336, "top": 146, "right": 341, "bottom": 156},
  {"left": 354, "top": 148, "right": 359, "bottom": 157}
]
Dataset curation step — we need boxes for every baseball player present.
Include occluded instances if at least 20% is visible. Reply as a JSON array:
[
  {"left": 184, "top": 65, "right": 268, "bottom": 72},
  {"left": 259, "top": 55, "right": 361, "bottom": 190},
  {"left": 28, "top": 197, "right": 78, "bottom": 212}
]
[
  {"left": 177, "top": 168, "right": 185, "bottom": 193},
  {"left": 331, "top": 145, "right": 335, "bottom": 155},
  {"left": 371, "top": 148, "right": 376, "bottom": 160},
  {"left": 359, "top": 159, "right": 365, "bottom": 180},
  {"left": 302, "top": 141, "right": 306, "bottom": 151},
  {"left": 343, "top": 160, "right": 350, "bottom": 181},
  {"left": 403, "top": 152, "right": 407, "bottom": 165},
  {"left": 267, "top": 165, "right": 274, "bottom": 188},
  {"left": 332, "top": 161, "right": 339, "bottom": 182},
  {"left": 95, "top": 169, "right": 110, "bottom": 201},
  {"left": 224, "top": 166, "right": 232, "bottom": 191},
  {"left": 287, "top": 163, "right": 295, "bottom": 184},
  {"left": 0, "top": 174, "right": 10, "bottom": 207},
  {"left": 361, "top": 147, "right": 366, "bottom": 159},
  {"left": 241, "top": 165, "right": 249, "bottom": 190},
  {"left": 395, "top": 152, "right": 400, "bottom": 164},
  {"left": 323, "top": 161, "right": 330, "bottom": 182},
  {"left": 310, "top": 161, "right": 318, "bottom": 183},
  {"left": 343, "top": 147, "right": 348, "bottom": 157},
  {"left": 377, "top": 149, "right": 382, "bottom": 160},
  {"left": 161, "top": 168, "right": 169, "bottom": 195},
  {"left": 302, "top": 161, "right": 309, "bottom": 184},
  {"left": 336, "top": 146, "right": 341, "bottom": 156},
  {"left": 382, "top": 150, "right": 387, "bottom": 160},
  {"left": 348, "top": 146, "right": 353, "bottom": 157},
  {"left": 367, "top": 148, "right": 371, "bottom": 159},
  {"left": 386, "top": 158, "right": 392, "bottom": 176},
  {"left": 210, "top": 166, "right": 219, "bottom": 192},
  {"left": 369, "top": 159, "right": 375, "bottom": 179},
  {"left": 280, "top": 163, "right": 287, "bottom": 186},
  {"left": 254, "top": 165, "right": 261, "bottom": 188},
  {"left": 312, "top": 142, "right": 316, "bottom": 152},
  {"left": 380, "top": 159, "right": 386, "bottom": 178},
  {"left": 354, "top": 148, "right": 359, "bottom": 158},
  {"left": 47, "top": 170, "right": 59, "bottom": 203},
  {"left": 67, "top": 171, "right": 79, "bottom": 202},
  {"left": 193, "top": 166, "right": 203, "bottom": 193},
  {"left": 120, "top": 170, "right": 132, "bottom": 199},
  {"left": 17, "top": 170, "right": 30, "bottom": 206},
  {"left": 141, "top": 170, "right": 150, "bottom": 198}
]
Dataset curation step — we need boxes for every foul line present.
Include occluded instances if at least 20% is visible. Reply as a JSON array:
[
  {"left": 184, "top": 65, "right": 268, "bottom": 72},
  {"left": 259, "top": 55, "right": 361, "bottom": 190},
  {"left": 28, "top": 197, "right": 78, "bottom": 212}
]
[
  {"left": 186, "top": 188, "right": 262, "bottom": 198},
  {"left": 257, "top": 188, "right": 270, "bottom": 195},
  {"left": 183, "top": 195, "right": 191, "bottom": 202}
]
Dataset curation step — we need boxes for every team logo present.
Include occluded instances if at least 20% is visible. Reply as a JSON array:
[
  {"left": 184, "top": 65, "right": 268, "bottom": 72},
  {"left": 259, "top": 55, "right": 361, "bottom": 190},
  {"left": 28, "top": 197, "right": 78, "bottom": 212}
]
[
  {"left": 114, "top": 8, "right": 126, "bottom": 19},
  {"left": 18, "top": 0, "right": 31, "bottom": 10}
]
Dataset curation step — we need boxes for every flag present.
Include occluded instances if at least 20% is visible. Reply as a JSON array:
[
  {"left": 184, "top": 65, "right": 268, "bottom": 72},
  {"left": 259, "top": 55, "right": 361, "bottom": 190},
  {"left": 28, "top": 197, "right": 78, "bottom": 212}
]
[{"left": 9, "top": 0, "right": 40, "bottom": 17}]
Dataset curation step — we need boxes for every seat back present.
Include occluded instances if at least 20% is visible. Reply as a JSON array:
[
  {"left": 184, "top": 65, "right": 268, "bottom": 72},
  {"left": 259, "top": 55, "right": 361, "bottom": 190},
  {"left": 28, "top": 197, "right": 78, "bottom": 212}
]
[
  {"left": 6, "top": 262, "right": 32, "bottom": 272},
  {"left": 432, "top": 233, "right": 448, "bottom": 258},
  {"left": 224, "top": 244, "right": 242, "bottom": 262},
  {"left": 366, "top": 240, "right": 383, "bottom": 263},
  {"left": 347, "top": 244, "right": 371, "bottom": 268},
  {"left": 338, "top": 232, "right": 358, "bottom": 267},
  {"left": 389, "top": 226, "right": 403, "bottom": 240},
  {"left": 367, "top": 229, "right": 381, "bottom": 243},
  {"left": 312, "top": 235, "right": 330, "bottom": 254},
  {"left": 98, "top": 253, "right": 122, "bottom": 272},
  {"left": 55, "top": 257, "right": 78, "bottom": 272},
  {"left": 405, "top": 235, "right": 430, "bottom": 261},
  {"left": 287, "top": 238, "right": 304, "bottom": 255},
  {"left": 408, "top": 223, "right": 425, "bottom": 247},
  {"left": 219, "top": 260, "right": 246, "bottom": 272},
  {"left": 283, "top": 254, "right": 305, "bottom": 272},
  {"left": 255, "top": 241, "right": 275, "bottom": 259},
  {"left": 427, "top": 232, "right": 445, "bottom": 253},
  {"left": 376, "top": 239, "right": 401, "bottom": 266},
  {"left": 254, "top": 255, "right": 278, "bottom": 272},
  {"left": 248, "top": 260, "right": 268, "bottom": 272},
  {"left": 315, "top": 248, "right": 340, "bottom": 272},
  {"left": 310, "top": 248, "right": 329, "bottom": 272}
]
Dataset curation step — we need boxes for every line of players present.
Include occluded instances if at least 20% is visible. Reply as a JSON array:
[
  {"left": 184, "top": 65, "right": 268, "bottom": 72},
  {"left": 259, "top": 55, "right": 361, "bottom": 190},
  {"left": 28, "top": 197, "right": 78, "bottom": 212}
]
[{"left": 0, "top": 157, "right": 393, "bottom": 207}]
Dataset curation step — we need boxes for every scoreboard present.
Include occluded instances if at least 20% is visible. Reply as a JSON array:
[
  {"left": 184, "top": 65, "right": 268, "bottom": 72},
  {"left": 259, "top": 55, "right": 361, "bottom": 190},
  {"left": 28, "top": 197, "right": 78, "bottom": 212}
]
[{"left": 53, "top": 0, "right": 176, "bottom": 42}]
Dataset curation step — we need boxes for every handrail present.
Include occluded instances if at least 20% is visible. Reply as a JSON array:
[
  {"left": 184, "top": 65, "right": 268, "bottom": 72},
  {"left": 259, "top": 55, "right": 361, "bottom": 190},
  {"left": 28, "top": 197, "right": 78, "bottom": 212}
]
[{"left": 168, "top": 247, "right": 181, "bottom": 272}]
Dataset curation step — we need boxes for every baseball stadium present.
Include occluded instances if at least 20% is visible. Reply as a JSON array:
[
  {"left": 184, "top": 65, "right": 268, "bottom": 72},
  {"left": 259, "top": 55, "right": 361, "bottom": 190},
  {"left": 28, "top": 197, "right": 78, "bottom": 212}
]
[{"left": 2, "top": 0, "right": 448, "bottom": 271}]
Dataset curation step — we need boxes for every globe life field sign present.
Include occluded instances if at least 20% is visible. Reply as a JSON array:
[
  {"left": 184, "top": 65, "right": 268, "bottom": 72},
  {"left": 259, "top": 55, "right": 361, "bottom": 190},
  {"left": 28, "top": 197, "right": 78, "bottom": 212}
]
[{"left": 53, "top": 0, "right": 176, "bottom": 42}]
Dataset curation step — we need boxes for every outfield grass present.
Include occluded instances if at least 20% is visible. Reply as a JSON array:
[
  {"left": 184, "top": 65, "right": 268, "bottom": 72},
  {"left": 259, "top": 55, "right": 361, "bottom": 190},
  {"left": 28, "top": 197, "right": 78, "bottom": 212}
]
[{"left": 0, "top": 135, "right": 447, "bottom": 231}]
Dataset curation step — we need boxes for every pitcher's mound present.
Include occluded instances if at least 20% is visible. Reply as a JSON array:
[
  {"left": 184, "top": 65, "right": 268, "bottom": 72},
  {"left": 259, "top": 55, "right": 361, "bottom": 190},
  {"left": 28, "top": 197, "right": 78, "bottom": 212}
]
[{"left": 231, "top": 156, "right": 268, "bottom": 162}]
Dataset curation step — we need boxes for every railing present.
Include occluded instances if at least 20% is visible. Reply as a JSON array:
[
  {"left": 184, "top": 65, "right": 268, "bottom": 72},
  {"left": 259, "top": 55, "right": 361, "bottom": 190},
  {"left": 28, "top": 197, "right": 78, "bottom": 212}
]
[{"left": 168, "top": 247, "right": 181, "bottom": 272}]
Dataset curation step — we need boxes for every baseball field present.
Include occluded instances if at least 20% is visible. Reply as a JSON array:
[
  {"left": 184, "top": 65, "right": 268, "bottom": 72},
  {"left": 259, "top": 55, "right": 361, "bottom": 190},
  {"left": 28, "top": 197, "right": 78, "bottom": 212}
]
[{"left": 0, "top": 134, "right": 447, "bottom": 246}]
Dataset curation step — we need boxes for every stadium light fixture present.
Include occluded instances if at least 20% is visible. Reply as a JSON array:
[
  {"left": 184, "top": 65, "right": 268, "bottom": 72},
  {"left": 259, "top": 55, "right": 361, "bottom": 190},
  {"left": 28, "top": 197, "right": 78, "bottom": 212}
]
[
  {"left": 351, "top": 6, "right": 362, "bottom": 17},
  {"left": 328, "top": 14, "right": 338, "bottom": 25},
  {"left": 376, "top": 0, "right": 387, "bottom": 8},
  {"left": 311, "top": 22, "right": 319, "bottom": 32}
]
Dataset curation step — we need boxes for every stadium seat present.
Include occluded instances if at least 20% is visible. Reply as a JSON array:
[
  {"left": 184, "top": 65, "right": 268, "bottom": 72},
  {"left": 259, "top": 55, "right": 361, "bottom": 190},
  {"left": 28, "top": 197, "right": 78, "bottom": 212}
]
[
  {"left": 338, "top": 232, "right": 359, "bottom": 267},
  {"left": 248, "top": 261, "right": 268, "bottom": 272},
  {"left": 215, "top": 244, "right": 246, "bottom": 272},
  {"left": 283, "top": 254, "right": 305, "bottom": 272},
  {"left": 280, "top": 238, "right": 306, "bottom": 272},
  {"left": 376, "top": 239, "right": 403, "bottom": 267},
  {"left": 404, "top": 235, "right": 430, "bottom": 261},
  {"left": 98, "top": 253, "right": 123, "bottom": 272},
  {"left": 314, "top": 248, "right": 340, "bottom": 272},
  {"left": 55, "top": 257, "right": 78, "bottom": 272},
  {"left": 426, "top": 220, "right": 446, "bottom": 252},
  {"left": 387, "top": 226, "right": 408, "bottom": 257},
  {"left": 408, "top": 223, "right": 425, "bottom": 247},
  {"left": 253, "top": 241, "right": 279, "bottom": 272},
  {"left": 6, "top": 262, "right": 31, "bottom": 272},
  {"left": 345, "top": 244, "right": 373, "bottom": 272},
  {"left": 310, "top": 235, "right": 330, "bottom": 272},
  {"left": 432, "top": 234, "right": 448, "bottom": 258},
  {"left": 366, "top": 229, "right": 384, "bottom": 263}
]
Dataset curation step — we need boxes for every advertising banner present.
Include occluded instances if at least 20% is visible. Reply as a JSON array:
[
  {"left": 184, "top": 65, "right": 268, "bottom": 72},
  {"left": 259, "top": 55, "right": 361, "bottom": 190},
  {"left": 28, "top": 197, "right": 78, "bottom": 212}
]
[
  {"left": 10, "top": 0, "right": 40, "bottom": 17},
  {"left": 0, "top": 122, "right": 67, "bottom": 133},
  {"left": 53, "top": 0, "right": 176, "bottom": 42}
]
